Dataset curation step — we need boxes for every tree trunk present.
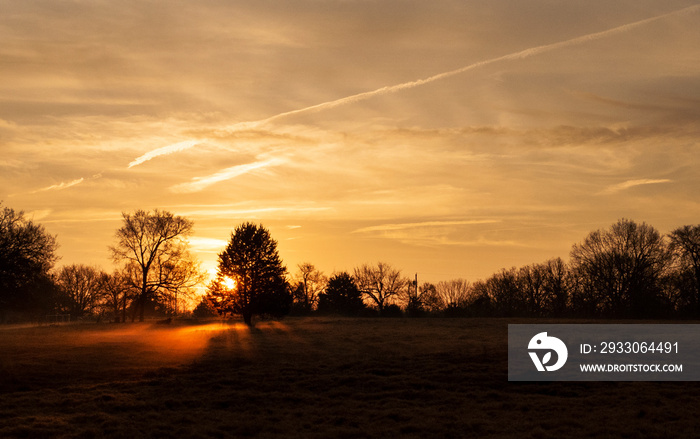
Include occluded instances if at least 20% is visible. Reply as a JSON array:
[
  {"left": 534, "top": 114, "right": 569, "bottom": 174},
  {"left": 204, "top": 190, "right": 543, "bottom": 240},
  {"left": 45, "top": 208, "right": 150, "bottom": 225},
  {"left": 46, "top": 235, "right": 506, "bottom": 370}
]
[
  {"left": 243, "top": 311, "right": 253, "bottom": 326},
  {"left": 139, "top": 269, "right": 148, "bottom": 322},
  {"left": 121, "top": 291, "right": 127, "bottom": 324}
]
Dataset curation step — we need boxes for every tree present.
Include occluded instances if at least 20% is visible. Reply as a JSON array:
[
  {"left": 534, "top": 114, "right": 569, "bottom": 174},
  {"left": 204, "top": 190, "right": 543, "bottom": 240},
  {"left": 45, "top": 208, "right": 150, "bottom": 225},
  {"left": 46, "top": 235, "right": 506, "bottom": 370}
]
[
  {"left": 353, "top": 262, "right": 407, "bottom": 315},
  {"left": 570, "top": 219, "right": 670, "bottom": 318},
  {"left": 99, "top": 269, "right": 133, "bottom": 323},
  {"left": 317, "top": 272, "right": 364, "bottom": 315},
  {"left": 436, "top": 279, "right": 472, "bottom": 310},
  {"left": 291, "top": 262, "right": 326, "bottom": 313},
  {"left": 109, "top": 209, "right": 201, "bottom": 322},
  {"left": 483, "top": 268, "right": 524, "bottom": 316},
  {"left": 418, "top": 282, "right": 442, "bottom": 314},
  {"left": 517, "top": 264, "right": 546, "bottom": 316},
  {"left": 0, "top": 203, "right": 59, "bottom": 322},
  {"left": 55, "top": 264, "right": 104, "bottom": 321},
  {"left": 192, "top": 296, "right": 218, "bottom": 319},
  {"left": 207, "top": 223, "right": 291, "bottom": 326},
  {"left": 514, "top": 258, "right": 571, "bottom": 317},
  {"left": 668, "top": 225, "right": 700, "bottom": 316}
]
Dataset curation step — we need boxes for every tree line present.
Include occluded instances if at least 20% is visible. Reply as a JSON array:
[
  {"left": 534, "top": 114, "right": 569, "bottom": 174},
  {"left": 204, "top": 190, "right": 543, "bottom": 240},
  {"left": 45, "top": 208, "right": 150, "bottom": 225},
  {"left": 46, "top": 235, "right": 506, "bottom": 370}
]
[{"left": 2, "top": 201, "right": 700, "bottom": 324}]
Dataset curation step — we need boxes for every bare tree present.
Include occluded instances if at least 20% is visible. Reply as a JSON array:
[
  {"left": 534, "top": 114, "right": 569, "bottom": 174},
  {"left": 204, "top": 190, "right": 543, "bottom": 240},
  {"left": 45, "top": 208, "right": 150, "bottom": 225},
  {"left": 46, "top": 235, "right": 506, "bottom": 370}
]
[
  {"left": 56, "top": 264, "right": 104, "bottom": 320},
  {"left": 418, "top": 282, "right": 442, "bottom": 313},
  {"left": 99, "top": 270, "right": 133, "bottom": 323},
  {"left": 484, "top": 268, "right": 524, "bottom": 316},
  {"left": 668, "top": 225, "right": 700, "bottom": 316},
  {"left": 570, "top": 219, "right": 669, "bottom": 317},
  {"left": 109, "top": 209, "right": 201, "bottom": 322},
  {"left": 292, "top": 262, "right": 326, "bottom": 312},
  {"left": 353, "top": 262, "right": 407, "bottom": 315},
  {"left": 518, "top": 264, "right": 546, "bottom": 316},
  {"left": 436, "top": 279, "right": 472, "bottom": 310}
]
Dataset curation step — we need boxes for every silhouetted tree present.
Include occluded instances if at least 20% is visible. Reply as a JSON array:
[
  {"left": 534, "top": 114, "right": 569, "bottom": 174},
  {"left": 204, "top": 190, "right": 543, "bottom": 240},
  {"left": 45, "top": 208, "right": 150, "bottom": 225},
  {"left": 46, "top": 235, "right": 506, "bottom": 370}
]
[
  {"left": 353, "top": 262, "right": 407, "bottom": 315},
  {"left": 668, "top": 225, "right": 700, "bottom": 317},
  {"left": 207, "top": 223, "right": 291, "bottom": 325},
  {"left": 0, "top": 203, "right": 59, "bottom": 322},
  {"left": 99, "top": 269, "right": 133, "bottom": 323},
  {"left": 291, "top": 262, "right": 326, "bottom": 313},
  {"left": 514, "top": 258, "right": 572, "bottom": 317},
  {"left": 484, "top": 268, "right": 524, "bottom": 316},
  {"left": 192, "top": 296, "right": 218, "bottom": 318},
  {"left": 539, "top": 258, "right": 570, "bottom": 316},
  {"left": 518, "top": 264, "right": 546, "bottom": 316},
  {"left": 418, "top": 282, "right": 442, "bottom": 314},
  {"left": 317, "top": 272, "right": 365, "bottom": 315},
  {"left": 467, "top": 281, "right": 495, "bottom": 316},
  {"left": 436, "top": 279, "right": 471, "bottom": 309},
  {"left": 570, "top": 219, "right": 670, "bottom": 318},
  {"left": 109, "top": 209, "right": 201, "bottom": 321},
  {"left": 55, "top": 264, "right": 104, "bottom": 321}
]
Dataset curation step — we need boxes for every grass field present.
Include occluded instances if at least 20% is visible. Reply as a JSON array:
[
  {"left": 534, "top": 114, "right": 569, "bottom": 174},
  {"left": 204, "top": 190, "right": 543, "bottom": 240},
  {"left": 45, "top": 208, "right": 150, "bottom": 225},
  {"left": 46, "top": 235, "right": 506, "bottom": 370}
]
[{"left": 1, "top": 317, "right": 699, "bottom": 438}]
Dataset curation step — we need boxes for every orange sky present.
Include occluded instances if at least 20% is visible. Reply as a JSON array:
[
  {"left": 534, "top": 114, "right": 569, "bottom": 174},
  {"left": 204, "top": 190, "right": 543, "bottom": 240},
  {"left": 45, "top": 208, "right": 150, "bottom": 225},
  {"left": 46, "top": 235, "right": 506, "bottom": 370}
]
[{"left": 2, "top": 1, "right": 700, "bottom": 283}]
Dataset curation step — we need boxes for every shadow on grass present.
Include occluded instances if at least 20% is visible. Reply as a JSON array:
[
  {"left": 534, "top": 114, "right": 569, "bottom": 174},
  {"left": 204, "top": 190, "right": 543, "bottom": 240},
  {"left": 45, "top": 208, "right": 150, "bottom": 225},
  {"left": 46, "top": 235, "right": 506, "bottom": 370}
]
[{"left": 1, "top": 318, "right": 699, "bottom": 438}]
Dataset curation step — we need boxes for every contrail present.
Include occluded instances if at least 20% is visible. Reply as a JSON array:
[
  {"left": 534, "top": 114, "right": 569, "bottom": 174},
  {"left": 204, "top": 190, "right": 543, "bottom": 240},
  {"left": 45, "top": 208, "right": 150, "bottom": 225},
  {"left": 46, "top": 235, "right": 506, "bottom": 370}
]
[
  {"left": 32, "top": 178, "right": 85, "bottom": 193},
  {"left": 129, "top": 4, "right": 700, "bottom": 167},
  {"left": 233, "top": 4, "right": 700, "bottom": 128},
  {"left": 128, "top": 140, "right": 201, "bottom": 168}
]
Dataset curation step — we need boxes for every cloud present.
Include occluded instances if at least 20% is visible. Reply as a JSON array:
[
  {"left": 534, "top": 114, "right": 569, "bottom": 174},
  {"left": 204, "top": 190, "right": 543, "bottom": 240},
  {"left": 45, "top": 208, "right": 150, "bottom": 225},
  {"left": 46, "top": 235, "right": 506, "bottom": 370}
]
[
  {"left": 353, "top": 219, "right": 526, "bottom": 248},
  {"left": 27, "top": 209, "right": 52, "bottom": 221},
  {"left": 33, "top": 178, "right": 85, "bottom": 193},
  {"left": 188, "top": 237, "right": 228, "bottom": 253},
  {"left": 600, "top": 179, "right": 672, "bottom": 195},
  {"left": 124, "top": 4, "right": 700, "bottom": 167},
  {"left": 128, "top": 140, "right": 201, "bottom": 168},
  {"left": 240, "top": 4, "right": 698, "bottom": 128},
  {"left": 353, "top": 219, "right": 501, "bottom": 234},
  {"left": 175, "top": 205, "right": 331, "bottom": 220},
  {"left": 169, "top": 158, "right": 285, "bottom": 193}
]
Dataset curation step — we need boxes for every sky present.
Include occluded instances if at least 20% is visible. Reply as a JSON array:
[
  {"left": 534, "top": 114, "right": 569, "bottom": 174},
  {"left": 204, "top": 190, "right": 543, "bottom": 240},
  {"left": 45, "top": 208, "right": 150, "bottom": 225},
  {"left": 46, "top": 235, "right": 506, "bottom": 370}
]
[{"left": 2, "top": 0, "right": 700, "bottom": 284}]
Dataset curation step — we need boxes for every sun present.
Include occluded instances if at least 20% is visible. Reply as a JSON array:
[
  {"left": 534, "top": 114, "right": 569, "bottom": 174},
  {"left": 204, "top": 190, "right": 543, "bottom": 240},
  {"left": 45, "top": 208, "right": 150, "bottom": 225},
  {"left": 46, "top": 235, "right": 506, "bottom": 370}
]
[{"left": 222, "top": 276, "right": 236, "bottom": 290}]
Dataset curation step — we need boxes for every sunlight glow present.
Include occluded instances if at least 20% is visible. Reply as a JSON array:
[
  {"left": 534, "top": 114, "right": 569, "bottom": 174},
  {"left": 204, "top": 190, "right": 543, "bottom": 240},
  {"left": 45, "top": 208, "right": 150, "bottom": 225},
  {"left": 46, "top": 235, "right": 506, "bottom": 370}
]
[{"left": 222, "top": 276, "right": 236, "bottom": 290}]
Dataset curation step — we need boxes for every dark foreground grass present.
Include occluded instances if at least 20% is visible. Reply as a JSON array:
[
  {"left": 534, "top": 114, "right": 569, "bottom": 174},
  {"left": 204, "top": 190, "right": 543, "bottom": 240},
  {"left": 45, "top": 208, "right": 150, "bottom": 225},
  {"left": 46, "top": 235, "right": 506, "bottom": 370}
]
[{"left": 1, "top": 318, "right": 698, "bottom": 438}]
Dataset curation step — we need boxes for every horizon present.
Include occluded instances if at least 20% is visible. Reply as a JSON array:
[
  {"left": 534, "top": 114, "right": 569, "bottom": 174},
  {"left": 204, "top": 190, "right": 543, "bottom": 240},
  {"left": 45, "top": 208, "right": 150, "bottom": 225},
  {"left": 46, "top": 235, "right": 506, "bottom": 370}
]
[{"left": 2, "top": 1, "right": 699, "bottom": 284}]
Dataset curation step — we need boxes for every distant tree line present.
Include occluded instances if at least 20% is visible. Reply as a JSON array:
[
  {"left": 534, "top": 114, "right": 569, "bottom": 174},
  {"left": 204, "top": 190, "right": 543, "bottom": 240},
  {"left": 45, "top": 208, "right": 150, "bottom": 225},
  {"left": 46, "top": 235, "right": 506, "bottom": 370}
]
[
  {"left": 2, "top": 199, "right": 700, "bottom": 323},
  {"left": 201, "top": 218, "right": 700, "bottom": 321},
  {"left": 0, "top": 204, "right": 202, "bottom": 323}
]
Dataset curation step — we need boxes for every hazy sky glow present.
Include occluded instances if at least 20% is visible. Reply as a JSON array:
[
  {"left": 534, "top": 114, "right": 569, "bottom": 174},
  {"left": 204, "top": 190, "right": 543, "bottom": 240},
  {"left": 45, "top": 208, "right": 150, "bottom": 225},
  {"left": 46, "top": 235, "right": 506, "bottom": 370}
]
[{"left": 2, "top": 0, "right": 700, "bottom": 282}]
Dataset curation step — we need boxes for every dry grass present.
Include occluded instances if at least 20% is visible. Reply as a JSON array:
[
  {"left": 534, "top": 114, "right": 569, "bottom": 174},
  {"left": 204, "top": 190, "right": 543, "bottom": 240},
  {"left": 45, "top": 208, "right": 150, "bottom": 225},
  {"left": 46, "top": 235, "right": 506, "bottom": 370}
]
[{"left": 1, "top": 317, "right": 699, "bottom": 438}]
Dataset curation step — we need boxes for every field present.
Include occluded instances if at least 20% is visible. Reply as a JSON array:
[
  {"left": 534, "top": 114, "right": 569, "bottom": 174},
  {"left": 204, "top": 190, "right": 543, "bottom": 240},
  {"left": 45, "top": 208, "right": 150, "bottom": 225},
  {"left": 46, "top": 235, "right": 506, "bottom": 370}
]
[{"left": 1, "top": 317, "right": 699, "bottom": 438}]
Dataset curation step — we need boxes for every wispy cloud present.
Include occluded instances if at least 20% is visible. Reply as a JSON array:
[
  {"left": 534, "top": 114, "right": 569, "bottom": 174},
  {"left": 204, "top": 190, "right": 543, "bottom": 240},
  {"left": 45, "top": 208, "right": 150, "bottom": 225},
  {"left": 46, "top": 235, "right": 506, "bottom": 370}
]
[
  {"left": 33, "top": 178, "right": 85, "bottom": 193},
  {"left": 170, "top": 158, "right": 284, "bottom": 193},
  {"left": 353, "top": 220, "right": 528, "bottom": 248},
  {"left": 353, "top": 219, "right": 500, "bottom": 234},
  {"left": 125, "top": 4, "right": 700, "bottom": 167},
  {"left": 600, "top": 179, "right": 672, "bottom": 195},
  {"left": 188, "top": 237, "right": 229, "bottom": 253},
  {"left": 27, "top": 209, "right": 52, "bottom": 221},
  {"left": 242, "top": 5, "right": 700, "bottom": 124},
  {"left": 128, "top": 140, "right": 201, "bottom": 168}
]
